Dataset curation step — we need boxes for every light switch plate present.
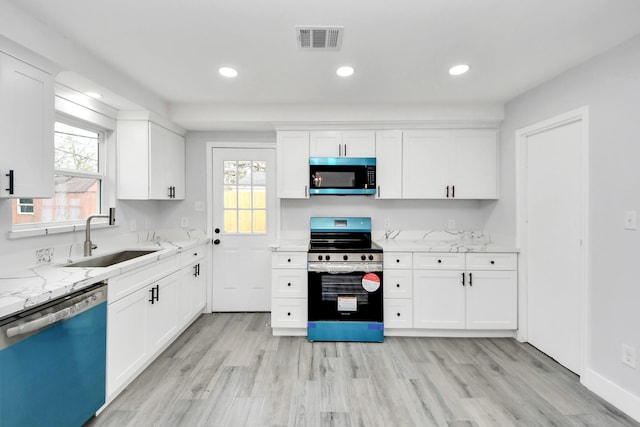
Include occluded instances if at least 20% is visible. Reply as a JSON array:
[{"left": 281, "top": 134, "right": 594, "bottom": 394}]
[{"left": 624, "top": 211, "right": 637, "bottom": 230}]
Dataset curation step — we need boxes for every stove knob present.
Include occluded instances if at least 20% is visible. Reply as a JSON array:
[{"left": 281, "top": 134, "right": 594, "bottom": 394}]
[
  {"left": 361, "top": 255, "right": 367, "bottom": 261},
  {"left": 318, "top": 255, "right": 323, "bottom": 261},
  {"left": 368, "top": 255, "right": 374, "bottom": 261},
  {"left": 326, "top": 255, "right": 330, "bottom": 261},
  {"left": 343, "top": 255, "right": 348, "bottom": 261}
]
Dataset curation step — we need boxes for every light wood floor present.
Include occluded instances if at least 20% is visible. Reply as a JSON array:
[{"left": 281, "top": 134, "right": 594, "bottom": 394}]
[{"left": 88, "top": 313, "right": 639, "bottom": 427}]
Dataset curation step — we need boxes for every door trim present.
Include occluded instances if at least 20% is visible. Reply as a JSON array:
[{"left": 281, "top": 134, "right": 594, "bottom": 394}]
[
  {"left": 515, "top": 106, "right": 590, "bottom": 376},
  {"left": 205, "top": 141, "right": 277, "bottom": 312}
]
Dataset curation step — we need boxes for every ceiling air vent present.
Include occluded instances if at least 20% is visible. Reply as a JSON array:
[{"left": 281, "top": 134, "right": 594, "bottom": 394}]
[{"left": 295, "top": 26, "right": 343, "bottom": 50}]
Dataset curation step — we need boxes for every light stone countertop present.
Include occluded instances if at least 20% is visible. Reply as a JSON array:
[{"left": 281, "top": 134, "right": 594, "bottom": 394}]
[{"left": 0, "top": 236, "right": 210, "bottom": 321}]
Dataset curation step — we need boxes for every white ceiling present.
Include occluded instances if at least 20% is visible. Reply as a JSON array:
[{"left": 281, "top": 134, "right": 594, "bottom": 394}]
[{"left": 7, "top": 0, "right": 640, "bottom": 129}]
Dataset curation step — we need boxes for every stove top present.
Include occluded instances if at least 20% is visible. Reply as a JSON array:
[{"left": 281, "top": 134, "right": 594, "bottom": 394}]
[{"left": 308, "top": 217, "right": 382, "bottom": 259}]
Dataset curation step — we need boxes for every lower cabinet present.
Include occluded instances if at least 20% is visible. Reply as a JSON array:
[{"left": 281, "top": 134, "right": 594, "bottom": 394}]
[
  {"left": 107, "top": 246, "right": 208, "bottom": 401},
  {"left": 412, "top": 253, "right": 518, "bottom": 330},
  {"left": 271, "top": 251, "right": 307, "bottom": 334}
]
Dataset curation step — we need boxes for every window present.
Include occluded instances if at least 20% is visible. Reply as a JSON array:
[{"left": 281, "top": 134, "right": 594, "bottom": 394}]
[
  {"left": 11, "top": 120, "right": 105, "bottom": 227},
  {"left": 223, "top": 160, "right": 267, "bottom": 233}
]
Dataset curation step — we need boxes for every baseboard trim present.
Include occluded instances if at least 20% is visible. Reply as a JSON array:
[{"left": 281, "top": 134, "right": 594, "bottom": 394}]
[{"left": 582, "top": 368, "right": 640, "bottom": 422}]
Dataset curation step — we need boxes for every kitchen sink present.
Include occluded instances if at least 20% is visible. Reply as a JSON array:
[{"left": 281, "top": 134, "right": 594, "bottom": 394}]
[{"left": 65, "top": 250, "right": 159, "bottom": 268}]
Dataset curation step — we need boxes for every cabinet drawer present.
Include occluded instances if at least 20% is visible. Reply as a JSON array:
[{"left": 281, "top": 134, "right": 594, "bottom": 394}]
[
  {"left": 413, "top": 253, "right": 465, "bottom": 270},
  {"left": 271, "top": 298, "right": 307, "bottom": 328},
  {"left": 384, "top": 252, "right": 412, "bottom": 269},
  {"left": 179, "top": 245, "right": 206, "bottom": 268},
  {"left": 384, "top": 299, "right": 413, "bottom": 329},
  {"left": 272, "top": 269, "right": 307, "bottom": 298},
  {"left": 108, "top": 256, "right": 177, "bottom": 303},
  {"left": 384, "top": 270, "right": 412, "bottom": 299},
  {"left": 466, "top": 253, "right": 517, "bottom": 271},
  {"left": 271, "top": 252, "right": 307, "bottom": 268}
]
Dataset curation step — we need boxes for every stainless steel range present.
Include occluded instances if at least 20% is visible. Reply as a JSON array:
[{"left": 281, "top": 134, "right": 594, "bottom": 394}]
[{"left": 307, "top": 217, "right": 384, "bottom": 342}]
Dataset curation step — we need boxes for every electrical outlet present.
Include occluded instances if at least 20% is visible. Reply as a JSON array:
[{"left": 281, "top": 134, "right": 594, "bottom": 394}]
[
  {"left": 181, "top": 217, "right": 189, "bottom": 227},
  {"left": 447, "top": 219, "right": 456, "bottom": 230},
  {"left": 194, "top": 201, "right": 205, "bottom": 212},
  {"left": 622, "top": 344, "right": 636, "bottom": 368},
  {"left": 624, "top": 211, "right": 637, "bottom": 230}
]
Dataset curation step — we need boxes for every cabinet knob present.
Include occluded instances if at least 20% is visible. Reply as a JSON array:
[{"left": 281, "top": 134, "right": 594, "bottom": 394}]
[
  {"left": 437, "top": 259, "right": 442, "bottom": 264},
  {"left": 287, "top": 258, "right": 291, "bottom": 263},
  {"left": 396, "top": 283, "right": 400, "bottom": 288},
  {"left": 396, "top": 259, "right": 400, "bottom": 263},
  {"left": 287, "top": 282, "right": 292, "bottom": 287},
  {"left": 287, "top": 312, "right": 291, "bottom": 316},
  {"left": 490, "top": 260, "right": 495, "bottom": 265},
  {"left": 396, "top": 312, "right": 401, "bottom": 317}
]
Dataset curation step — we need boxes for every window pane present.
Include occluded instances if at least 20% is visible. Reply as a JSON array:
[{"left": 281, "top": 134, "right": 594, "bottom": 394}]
[
  {"left": 224, "top": 210, "right": 237, "bottom": 233},
  {"left": 238, "top": 210, "right": 251, "bottom": 233},
  {"left": 224, "top": 161, "right": 237, "bottom": 185},
  {"left": 224, "top": 186, "right": 237, "bottom": 209},
  {"left": 252, "top": 161, "right": 266, "bottom": 184},
  {"left": 54, "top": 122, "right": 99, "bottom": 173},
  {"left": 253, "top": 210, "right": 266, "bottom": 233},
  {"left": 253, "top": 187, "right": 266, "bottom": 209},
  {"left": 238, "top": 185, "right": 251, "bottom": 209},
  {"left": 11, "top": 175, "right": 100, "bottom": 225}
]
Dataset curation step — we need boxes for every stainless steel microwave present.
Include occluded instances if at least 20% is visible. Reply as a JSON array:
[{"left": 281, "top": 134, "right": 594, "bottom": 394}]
[{"left": 309, "top": 157, "right": 376, "bottom": 195}]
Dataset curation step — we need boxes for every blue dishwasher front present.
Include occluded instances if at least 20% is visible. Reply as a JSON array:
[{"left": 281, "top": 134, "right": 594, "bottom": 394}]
[{"left": 0, "top": 283, "right": 107, "bottom": 427}]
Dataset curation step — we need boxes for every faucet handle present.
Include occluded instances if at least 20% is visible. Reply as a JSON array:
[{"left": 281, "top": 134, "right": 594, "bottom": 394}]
[{"left": 91, "top": 244, "right": 97, "bottom": 250}]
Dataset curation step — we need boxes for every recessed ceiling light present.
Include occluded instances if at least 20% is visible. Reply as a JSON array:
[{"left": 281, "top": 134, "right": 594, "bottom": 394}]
[
  {"left": 84, "top": 91, "right": 102, "bottom": 99},
  {"left": 219, "top": 67, "right": 238, "bottom": 78},
  {"left": 336, "top": 66, "right": 355, "bottom": 77},
  {"left": 449, "top": 64, "right": 470, "bottom": 76}
]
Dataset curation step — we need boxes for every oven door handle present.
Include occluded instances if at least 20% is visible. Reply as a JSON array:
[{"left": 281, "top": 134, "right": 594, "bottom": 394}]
[{"left": 307, "top": 262, "right": 383, "bottom": 273}]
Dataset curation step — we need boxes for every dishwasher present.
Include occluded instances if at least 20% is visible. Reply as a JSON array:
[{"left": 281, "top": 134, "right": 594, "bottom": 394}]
[{"left": 0, "top": 282, "right": 107, "bottom": 427}]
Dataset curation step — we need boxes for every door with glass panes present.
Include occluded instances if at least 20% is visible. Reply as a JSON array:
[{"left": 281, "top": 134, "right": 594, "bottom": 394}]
[{"left": 211, "top": 148, "right": 276, "bottom": 311}]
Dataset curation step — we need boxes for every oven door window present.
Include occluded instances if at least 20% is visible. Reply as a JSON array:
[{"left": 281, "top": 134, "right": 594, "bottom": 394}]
[{"left": 308, "top": 271, "right": 383, "bottom": 322}]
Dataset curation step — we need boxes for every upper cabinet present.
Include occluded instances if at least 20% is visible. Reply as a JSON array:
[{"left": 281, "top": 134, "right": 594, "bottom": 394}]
[
  {"left": 277, "top": 131, "right": 309, "bottom": 199},
  {"left": 0, "top": 51, "right": 54, "bottom": 199},
  {"left": 310, "top": 130, "right": 375, "bottom": 158},
  {"left": 375, "top": 130, "right": 403, "bottom": 199},
  {"left": 117, "top": 120, "right": 185, "bottom": 200},
  {"left": 403, "top": 129, "right": 498, "bottom": 199}
]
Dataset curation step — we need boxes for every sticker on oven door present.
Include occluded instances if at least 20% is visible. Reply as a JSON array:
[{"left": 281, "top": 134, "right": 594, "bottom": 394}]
[
  {"left": 362, "top": 273, "right": 381, "bottom": 292},
  {"left": 337, "top": 296, "right": 357, "bottom": 311}
]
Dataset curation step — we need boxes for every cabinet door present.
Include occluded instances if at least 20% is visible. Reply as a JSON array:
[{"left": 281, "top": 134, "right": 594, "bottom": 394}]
[
  {"left": 402, "top": 130, "right": 450, "bottom": 199},
  {"left": 107, "top": 288, "right": 149, "bottom": 397},
  {"left": 413, "top": 269, "right": 465, "bottom": 329},
  {"left": 165, "top": 129, "right": 186, "bottom": 200},
  {"left": 309, "top": 131, "right": 342, "bottom": 157},
  {"left": 342, "top": 131, "right": 375, "bottom": 157},
  {"left": 466, "top": 270, "right": 517, "bottom": 329},
  {"left": 276, "top": 131, "right": 309, "bottom": 198},
  {"left": 147, "top": 272, "right": 180, "bottom": 352},
  {"left": 451, "top": 130, "right": 497, "bottom": 199},
  {"left": 375, "top": 130, "right": 402, "bottom": 199},
  {"left": 0, "top": 52, "right": 54, "bottom": 198}
]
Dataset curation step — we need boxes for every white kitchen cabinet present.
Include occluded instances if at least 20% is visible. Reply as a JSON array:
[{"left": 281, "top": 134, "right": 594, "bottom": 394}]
[
  {"left": 271, "top": 251, "right": 307, "bottom": 333},
  {"left": 383, "top": 252, "right": 413, "bottom": 329},
  {"left": 375, "top": 130, "right": 403, "bottom": 199},
  {"left": 179, "top": 245, "right": 207, "bottom": 324},
  {"left": 402, "top": 129, "right": 497, "bottom": 199},
  {"left": 412, "top": 252, "right": 517, "bottom": 330},
  {"left": 0, "top": 51, "right": 54, "bottom": 199},
  {"left": 276, "top": 131, "right": 309, "bottom": 198},
  {"left": 146, "top": 272, "right": 180, "bottom": 351},
  {"left": 117, "top": 120, "right": 185, "bottom": 200},
  {"left": 310, "top": 130, "right": 375, "bottom": 158}
]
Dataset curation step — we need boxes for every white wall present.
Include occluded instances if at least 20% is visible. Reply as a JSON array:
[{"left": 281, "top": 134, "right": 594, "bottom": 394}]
[{"left": 486, "top": 34, "right": 640, "bottom": 416}]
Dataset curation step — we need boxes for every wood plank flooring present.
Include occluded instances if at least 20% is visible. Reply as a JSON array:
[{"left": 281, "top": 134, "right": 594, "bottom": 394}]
[{"left": 87, "top": 313, "right": 639, "bottom": 427}]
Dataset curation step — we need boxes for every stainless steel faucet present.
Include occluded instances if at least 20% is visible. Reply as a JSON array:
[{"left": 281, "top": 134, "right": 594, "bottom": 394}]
[{"left": 84, "top": 208, "right": 116, "bottom": 256}]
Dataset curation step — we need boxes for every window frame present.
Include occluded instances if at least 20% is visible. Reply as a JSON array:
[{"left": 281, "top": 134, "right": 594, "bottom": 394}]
[{"left": 11, "top": 114, "right": 107, "bottom": 232}]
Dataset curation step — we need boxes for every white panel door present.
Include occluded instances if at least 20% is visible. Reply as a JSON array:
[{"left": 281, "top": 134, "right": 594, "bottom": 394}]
[
  {"left": 341, "top": 131, "right": 376, "bottom": 157},
  {"left": 276, "top": 131, "right": 309, "bottom": 198},
  {"left": 526, "top": 120, "right": 583, "bottom": 374},
  {"left": 211, "top": 148, "right": 276, "bottom": 311}
]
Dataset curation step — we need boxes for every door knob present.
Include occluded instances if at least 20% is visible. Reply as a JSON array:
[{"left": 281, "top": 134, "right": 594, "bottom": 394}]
[
  {"left": 213, "top": 239, "right": 221, "bottom": 245},
  {"left": 214, "top": 228, "right": 220, "bottom": 234}
]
